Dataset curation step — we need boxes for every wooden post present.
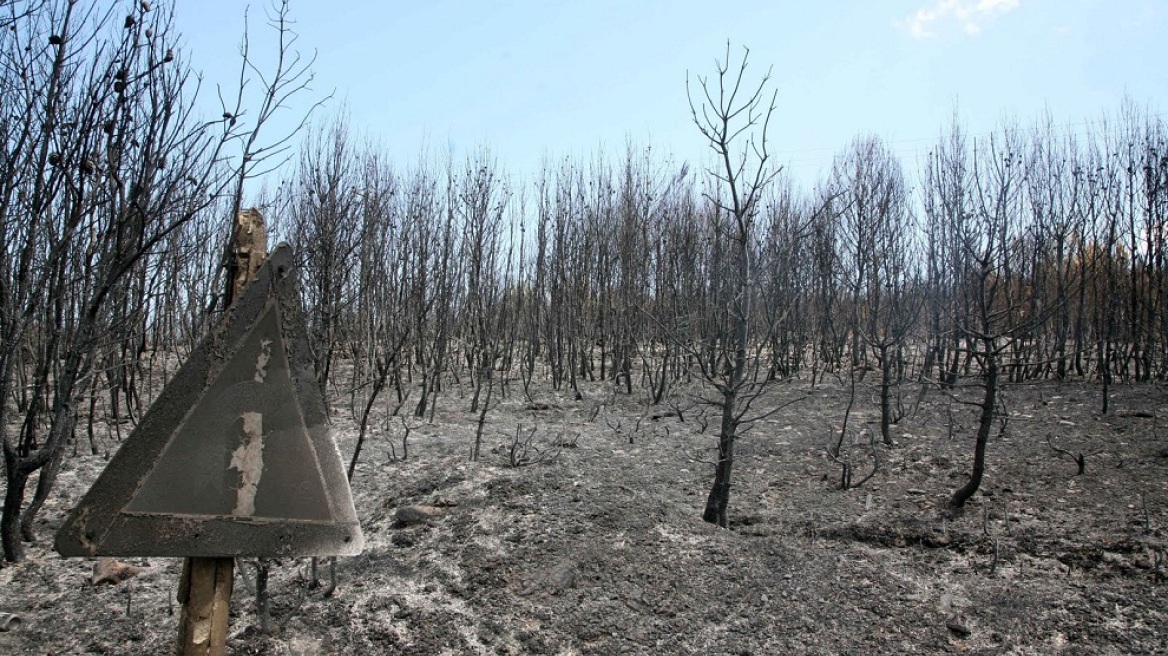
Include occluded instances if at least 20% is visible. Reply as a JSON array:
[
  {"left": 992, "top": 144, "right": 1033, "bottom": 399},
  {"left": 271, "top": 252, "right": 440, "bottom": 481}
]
[
  {"left": 176, "top": 557, "right": 235, "bottom": 655},
  {"left": 176, "top": 208, "right": 267, "bottom": 655},
  {"left": 225, "top": 208, "right": 268, "bottom": 308}
]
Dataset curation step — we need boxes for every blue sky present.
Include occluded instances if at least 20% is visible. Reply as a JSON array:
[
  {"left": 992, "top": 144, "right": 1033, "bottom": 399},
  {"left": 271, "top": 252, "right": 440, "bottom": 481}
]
[{"left": 175, "top": 0, "right": 1166, "bottom": 192}]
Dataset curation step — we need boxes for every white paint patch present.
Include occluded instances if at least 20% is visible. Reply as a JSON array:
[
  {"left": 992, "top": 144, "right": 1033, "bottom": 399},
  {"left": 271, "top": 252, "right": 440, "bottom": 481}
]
[
  {"left": 229, "top": 411, "right": 265, "bottom": 517},
  {"left": 254, "top": 339, "right": 273, "bottom": 383}
]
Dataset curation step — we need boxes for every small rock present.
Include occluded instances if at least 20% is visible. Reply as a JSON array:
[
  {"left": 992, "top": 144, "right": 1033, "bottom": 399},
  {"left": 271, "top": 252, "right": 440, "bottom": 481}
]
[
  {"left": 91, "top": 557, "right": 144, "bottom": 585},
  {"left": 947, "top": 621, "right": 971, "bottom": 637},
  {"left": 394, "top": 505, "right": 443, "bottom": 525},
  {"left": 548, "top": 564, "right": 576, "bottom": 592},
  {"left": 925, "top": 533, "right": 951, "bottom": 548},
  {"left": 0, "top": 613, "right": 20, "bottom": 632}
]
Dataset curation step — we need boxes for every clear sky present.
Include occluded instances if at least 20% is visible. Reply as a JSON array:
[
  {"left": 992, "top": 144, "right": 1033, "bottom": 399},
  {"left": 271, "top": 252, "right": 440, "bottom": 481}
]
[{"left": 174, "top": 0, "right": 1167, "bottom": 193}]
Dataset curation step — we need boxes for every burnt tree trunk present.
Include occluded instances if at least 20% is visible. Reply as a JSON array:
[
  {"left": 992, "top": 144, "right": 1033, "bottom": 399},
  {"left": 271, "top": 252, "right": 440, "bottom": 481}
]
[
  {"left": 1, "top": 463, "right": 29, "bottom": 562},
  {"left": 703, "top": 225, "right": 750, "bottom": 528},
  {"left": 879, "top": 343, "right": 893, "bottom": 446},
  {"left": 703, "top": 390, "right": 739, "bottom": 527},
  {"left": 949, "top": 350, "right": 997, "bottom": 511}
]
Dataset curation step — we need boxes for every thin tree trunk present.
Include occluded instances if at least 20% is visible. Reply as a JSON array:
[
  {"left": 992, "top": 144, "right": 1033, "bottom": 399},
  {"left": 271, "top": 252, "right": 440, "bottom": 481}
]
[
  {"left": 1, "top": 462, "right": 29, "bottom": 562},
  {"left": 879, "top": 344, "right": 893, "bottom": 445},
  {"left": 703, "top": 392, "right": 737, "bottom": 527},
  {"left": 949, "top": 352, "right": 997, "bottom": 511},
  {"left": 20, "top": 443, "right": 66, "bottom": 541},
  {"left": 472, "top": 371, "right": 494, "bottom": 462}
]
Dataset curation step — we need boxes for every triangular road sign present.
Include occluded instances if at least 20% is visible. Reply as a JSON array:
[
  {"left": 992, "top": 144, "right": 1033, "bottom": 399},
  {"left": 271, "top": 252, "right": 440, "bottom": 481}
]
[{"left": 55, "top": 245, "right": 364, "bottom": 557}]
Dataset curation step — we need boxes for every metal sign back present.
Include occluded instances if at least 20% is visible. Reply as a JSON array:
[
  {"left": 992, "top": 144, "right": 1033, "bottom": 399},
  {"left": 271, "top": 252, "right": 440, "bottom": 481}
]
[{"left": 55, "top": 245, "right": 363, "bottom": 557}]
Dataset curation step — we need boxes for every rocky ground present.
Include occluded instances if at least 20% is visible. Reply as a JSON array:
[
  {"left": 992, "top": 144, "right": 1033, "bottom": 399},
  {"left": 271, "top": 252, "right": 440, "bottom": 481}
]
[{"left": 1, "top": 373, "right": 1166, "bottom": 654}]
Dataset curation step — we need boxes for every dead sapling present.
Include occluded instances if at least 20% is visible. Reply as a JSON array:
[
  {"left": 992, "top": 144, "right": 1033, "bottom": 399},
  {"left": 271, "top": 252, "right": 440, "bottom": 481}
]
[
  {"left": 552, "top": 431, "right": 581, "bottom": 449},
  {"left": 471, "top": 366, "right": 503, "bottom": 462},
  {"left": 242, "top": 558, "right": 321, "bottom": 631},
  {"left": 650, "top": 398, "right": 690, "bottom": 422},
  {"left": 254, "top": 559, "right": 273, "bottom": 634},
  {"left": 587, "top": 404, "right": 601, "bottom": 423},
  {"left": 827, "top": 422, "right": 881, "bottom": 491},
  {"left": 308, "top": 556, "right": 337, "bottom": 598},
  {"left": 506, "top": 423, "right": 560, "bottom": 468},
  {"left": 605, "top": 414, "right": 645, "bottom": 445},
  {"left": 693, "top": 404, "right": 710, "bottom": 433},
  {"left": 828, "top": 367, "right": 873, "bottom": 490},
  {"left": 1045, "top": 433, "right": 1085, "bottom": 475},
  {"left": 631, "top": 415, "right": 646, "bottom": 444},
  {"left": 387, "top": 416, "right": 418, "bottom": 463},
  {"left": 235, "top": 557, "right": 275, "bottom": 634}
]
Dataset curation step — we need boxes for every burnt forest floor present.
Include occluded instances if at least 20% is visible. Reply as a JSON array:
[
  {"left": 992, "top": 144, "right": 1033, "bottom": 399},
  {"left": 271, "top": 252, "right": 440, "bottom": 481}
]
[{"left": 2, "top": 370, "right": 1167, "bottom": 655}]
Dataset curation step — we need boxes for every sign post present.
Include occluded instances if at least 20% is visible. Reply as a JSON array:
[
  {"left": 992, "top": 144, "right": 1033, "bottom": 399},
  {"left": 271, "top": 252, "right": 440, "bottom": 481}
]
[
  {"left": 176, "top": 556, "right": 235, "bottom": 654},
  {"left": 175, "top": 208, "right": 264, "bottom": 654},
  {"left": 55, "top": 210, "right": 363, "bottom": 655}
]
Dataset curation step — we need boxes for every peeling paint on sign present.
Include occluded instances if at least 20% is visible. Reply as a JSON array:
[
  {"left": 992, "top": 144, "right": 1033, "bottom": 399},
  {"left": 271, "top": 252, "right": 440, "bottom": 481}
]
[
  {"left": 254, "top": 339, "right": 272, "bottom": 383},
  {"left": 229, "top": 412, "right": 264, "bottom": 517}
]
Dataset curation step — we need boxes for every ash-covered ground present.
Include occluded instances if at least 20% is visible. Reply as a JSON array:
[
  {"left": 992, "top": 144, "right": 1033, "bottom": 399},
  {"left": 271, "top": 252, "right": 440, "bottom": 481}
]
[{"left": 2, "top": 375, "right": 1166, "bottom": 654}]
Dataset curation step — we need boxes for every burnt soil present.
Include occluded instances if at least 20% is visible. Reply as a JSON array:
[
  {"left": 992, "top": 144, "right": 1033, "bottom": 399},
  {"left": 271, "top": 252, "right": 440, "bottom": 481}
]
[{"left": 1, "top": 374, "right": 1166, "bottom": 654}]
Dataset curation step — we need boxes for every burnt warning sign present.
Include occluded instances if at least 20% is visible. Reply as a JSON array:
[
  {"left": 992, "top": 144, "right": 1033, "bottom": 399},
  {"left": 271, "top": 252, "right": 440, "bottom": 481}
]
[{"left": 55, "top": 245, "right": 364, "bottom": 557}]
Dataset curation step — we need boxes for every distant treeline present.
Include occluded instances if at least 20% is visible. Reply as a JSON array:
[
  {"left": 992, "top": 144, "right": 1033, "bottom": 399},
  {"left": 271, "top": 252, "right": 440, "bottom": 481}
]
[{"left": 225, "top": 103, "right": 1167, "bottom": 421}]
